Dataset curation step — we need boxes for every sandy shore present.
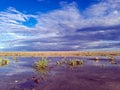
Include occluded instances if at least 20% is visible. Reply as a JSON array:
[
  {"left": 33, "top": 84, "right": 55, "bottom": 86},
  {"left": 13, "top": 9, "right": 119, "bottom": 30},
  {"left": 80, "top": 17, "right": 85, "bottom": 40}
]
[{"left": 0, "top": 51, "right": 120, "bottom": 57}]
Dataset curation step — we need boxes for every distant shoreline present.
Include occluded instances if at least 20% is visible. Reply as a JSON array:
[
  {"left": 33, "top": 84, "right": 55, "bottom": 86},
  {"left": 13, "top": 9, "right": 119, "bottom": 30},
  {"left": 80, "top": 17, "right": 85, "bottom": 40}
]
[{"left": 0, "top": 51, "right": 120, "bottom": 57}]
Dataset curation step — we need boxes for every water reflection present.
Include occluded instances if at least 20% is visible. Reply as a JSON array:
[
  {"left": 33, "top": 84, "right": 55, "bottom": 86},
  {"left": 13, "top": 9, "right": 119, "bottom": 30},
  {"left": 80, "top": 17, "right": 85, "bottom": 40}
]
[
  {"left": 0, "top": 56, "right": 119, "bottom": 76},
  {"left": 0, "top": 56, "right": 119, "bottom": 90}
]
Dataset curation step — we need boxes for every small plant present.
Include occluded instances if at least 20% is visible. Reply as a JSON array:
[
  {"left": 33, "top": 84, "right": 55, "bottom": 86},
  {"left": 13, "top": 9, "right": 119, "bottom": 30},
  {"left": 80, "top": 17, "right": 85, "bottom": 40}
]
[
  {"left": 109, "top": 56, "right": 117, "bottom": 64},
  {"left": 56, "top": 58, "right": 83, "bottom": 68},
  {"left": 61, "top": 57, "right": 66, "bottom": 64},
  {"left": 76, "top": 60, "right": 83, "bottom": 65},
  {"left": 34, "top": 57, "right": 48, "bottom": 70},
  {"left": 56, "top": 57, "right": 67, "bottom": 65},
  {"left": 56, "top": 61, "right": 61, "bottom": 65},
  {"left": 68, "top": 59, "right": 83, "bottom": 66},
  {"left": 68, "top": 60, "right": 76, "bottom": 66},
  {"left": 0, "top": 58, "right": 9, "bottom": 66}
]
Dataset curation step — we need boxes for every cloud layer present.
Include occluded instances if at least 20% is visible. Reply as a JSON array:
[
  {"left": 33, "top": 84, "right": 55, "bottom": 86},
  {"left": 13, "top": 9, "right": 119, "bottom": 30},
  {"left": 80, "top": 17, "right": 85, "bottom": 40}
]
[{"left": 0, "top": 0, "right": 120, "bottom": 51}]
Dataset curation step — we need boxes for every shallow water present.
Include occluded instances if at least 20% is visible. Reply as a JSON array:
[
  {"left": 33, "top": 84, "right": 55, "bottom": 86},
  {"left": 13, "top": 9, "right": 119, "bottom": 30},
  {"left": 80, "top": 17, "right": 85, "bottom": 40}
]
[{"left": 0, "top": 56, "right": 120, "bottom": 90}]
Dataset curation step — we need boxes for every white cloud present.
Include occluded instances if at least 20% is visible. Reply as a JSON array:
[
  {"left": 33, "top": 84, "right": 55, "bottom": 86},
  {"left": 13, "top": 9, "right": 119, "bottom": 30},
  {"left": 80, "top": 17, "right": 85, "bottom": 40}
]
[
  {"left": 0, "top": 1, "right": 120, "bottom": 51},
  {"left": 0, "top": 7, "right": 27, "bottom": 25},
  {"left": 84, "top": 0, "right": 120, "bottom": 26},
  {"left": 86, "top": 40, "right": 120, "bottom": 47}
]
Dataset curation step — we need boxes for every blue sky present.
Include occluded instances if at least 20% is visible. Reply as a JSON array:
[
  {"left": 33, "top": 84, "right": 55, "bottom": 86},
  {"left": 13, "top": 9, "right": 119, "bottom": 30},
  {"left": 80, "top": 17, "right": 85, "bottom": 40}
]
[{"left": 0, "top": 0, "right": 120, "bottom": 51}]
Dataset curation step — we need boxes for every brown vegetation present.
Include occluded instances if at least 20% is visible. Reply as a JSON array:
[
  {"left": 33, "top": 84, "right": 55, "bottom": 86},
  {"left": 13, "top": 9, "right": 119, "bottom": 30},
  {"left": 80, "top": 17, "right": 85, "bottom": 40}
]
[{"left": 0, "top": 51, "right": 120, "bottom": 57}]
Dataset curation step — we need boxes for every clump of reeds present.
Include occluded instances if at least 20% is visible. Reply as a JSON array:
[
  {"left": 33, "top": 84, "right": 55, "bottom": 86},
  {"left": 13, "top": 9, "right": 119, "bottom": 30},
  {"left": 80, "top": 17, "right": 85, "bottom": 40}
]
[
  {"left": 68, "top": 59, "right": 83, "bottom": 66},
  {"left": 56, "top": 57, "right": 67, "bottom": 65},
  {"left": 0, "top": 58, "right": 9, "bottom": 66},
  {"left": 33, "top": 57, "right": 48, "bottom": 70},
  {"left": 109, "top": 56, "right": 117, "bottom": 64},
  {"left": 56, "top": 57, "right": 83, "bottom": 67}
]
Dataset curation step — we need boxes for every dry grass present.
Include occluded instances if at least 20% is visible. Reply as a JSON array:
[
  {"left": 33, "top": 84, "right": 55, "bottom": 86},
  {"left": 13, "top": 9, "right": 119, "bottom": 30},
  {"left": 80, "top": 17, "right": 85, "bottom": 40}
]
[{"left": 0, "top": 51, "right": 120, "bottom": 57}]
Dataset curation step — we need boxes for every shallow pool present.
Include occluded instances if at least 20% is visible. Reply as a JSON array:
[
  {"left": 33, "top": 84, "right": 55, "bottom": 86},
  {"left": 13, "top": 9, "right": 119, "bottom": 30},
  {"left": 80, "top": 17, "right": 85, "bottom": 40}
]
[{"left": 0, "top": 56, "right": 120, "bottom": 90}]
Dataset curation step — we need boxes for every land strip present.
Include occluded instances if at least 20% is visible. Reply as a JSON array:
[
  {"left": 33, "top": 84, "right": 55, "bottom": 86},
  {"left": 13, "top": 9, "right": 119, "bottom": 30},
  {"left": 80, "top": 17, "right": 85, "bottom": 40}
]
[{"left": 0, "top": 51, "right": 120, "bottom": 57}]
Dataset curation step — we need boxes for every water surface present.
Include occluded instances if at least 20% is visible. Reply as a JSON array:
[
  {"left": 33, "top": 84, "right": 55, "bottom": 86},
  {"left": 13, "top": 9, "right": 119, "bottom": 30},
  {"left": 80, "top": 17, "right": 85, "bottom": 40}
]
[{"left": 0, "top": 56, "right": 120, "bottom": 90}]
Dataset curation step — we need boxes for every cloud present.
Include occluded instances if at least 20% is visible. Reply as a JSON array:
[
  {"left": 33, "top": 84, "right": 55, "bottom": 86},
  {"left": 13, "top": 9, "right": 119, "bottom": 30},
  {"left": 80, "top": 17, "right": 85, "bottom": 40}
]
[
  {"left": 84, "top": 0, "right": 120, "bottom": 26},
  {"left": 0, "top": 1, "right": 120, "bottom": 51},
  {"left": 0, "top": 7, "right": 27, "bottom": 26}
]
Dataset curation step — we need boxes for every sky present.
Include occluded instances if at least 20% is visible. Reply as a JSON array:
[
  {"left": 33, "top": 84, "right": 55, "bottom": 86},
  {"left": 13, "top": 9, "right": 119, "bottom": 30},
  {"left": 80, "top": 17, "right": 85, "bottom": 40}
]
[{"left": 0, "top": 0, "right": 120, "bottom": 51}]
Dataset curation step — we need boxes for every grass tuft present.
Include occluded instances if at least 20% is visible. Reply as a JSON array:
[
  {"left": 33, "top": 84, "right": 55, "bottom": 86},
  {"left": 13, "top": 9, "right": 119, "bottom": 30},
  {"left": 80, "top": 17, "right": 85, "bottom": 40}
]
[
  {"left": 33, "top": 57, "right": 48, "bottom": 70},
  {"left": 0, "top": 58, "right": 9, "bottom": 66}
]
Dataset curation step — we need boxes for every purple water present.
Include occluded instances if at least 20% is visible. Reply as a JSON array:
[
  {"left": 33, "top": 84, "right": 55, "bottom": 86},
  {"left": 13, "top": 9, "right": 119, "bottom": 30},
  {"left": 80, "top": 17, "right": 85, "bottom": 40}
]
[{"left": 0, "top": 56, "right": 120, "bottom": 90}]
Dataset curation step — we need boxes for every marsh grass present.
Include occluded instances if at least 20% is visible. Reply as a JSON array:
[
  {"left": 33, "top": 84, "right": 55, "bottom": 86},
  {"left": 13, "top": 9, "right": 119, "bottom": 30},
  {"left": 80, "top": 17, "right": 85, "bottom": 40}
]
[
  {"left": 0, "top": 57, "right": 9, "bottom": 66},
  {"left": 109, "top": 56, "right": 117, "bottom": 64},
  {"left": 68, "top": 59, "right": 83, "bottom": 66},
  {"left": 33, "top": 57, "right": 51, "bottom": 80},
  {"left": 56, "top": 57, "right": 83, "bottom": 68},
  {"left": 33, "top": 57, "right": 48, "bottom": 70}
]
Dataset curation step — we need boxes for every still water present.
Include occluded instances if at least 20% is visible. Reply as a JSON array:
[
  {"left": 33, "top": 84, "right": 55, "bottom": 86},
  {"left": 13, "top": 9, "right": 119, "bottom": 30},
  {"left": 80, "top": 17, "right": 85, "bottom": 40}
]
[{"left": 0, "top": 56, "right": 120, "bottom": 90}]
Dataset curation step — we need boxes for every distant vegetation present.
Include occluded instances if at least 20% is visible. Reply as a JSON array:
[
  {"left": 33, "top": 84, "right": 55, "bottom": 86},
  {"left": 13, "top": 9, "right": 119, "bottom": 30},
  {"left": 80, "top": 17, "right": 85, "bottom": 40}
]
[{"left": 0, "top": 51, "right": 120, "bottom": 57}]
